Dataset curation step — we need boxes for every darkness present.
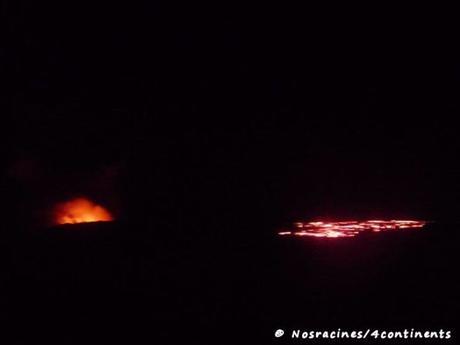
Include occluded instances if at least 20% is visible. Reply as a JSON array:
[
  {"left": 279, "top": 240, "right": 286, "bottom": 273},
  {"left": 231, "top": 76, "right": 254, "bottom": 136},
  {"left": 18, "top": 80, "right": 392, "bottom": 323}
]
[{"left": 1, "top": 3, "right": 459, "bottom": 344}]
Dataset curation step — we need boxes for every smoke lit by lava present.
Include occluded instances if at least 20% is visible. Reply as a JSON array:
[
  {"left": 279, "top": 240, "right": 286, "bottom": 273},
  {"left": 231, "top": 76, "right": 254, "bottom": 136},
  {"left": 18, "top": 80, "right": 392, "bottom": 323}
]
[{"left": 52, "top": 197, "right": 113, "bottom": 225}]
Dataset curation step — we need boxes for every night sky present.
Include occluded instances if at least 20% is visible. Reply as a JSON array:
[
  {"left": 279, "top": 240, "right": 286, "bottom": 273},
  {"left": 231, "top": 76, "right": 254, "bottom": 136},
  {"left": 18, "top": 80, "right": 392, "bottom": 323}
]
[{"left": 3, "top": 4, "right": 459, "bottom": 233}]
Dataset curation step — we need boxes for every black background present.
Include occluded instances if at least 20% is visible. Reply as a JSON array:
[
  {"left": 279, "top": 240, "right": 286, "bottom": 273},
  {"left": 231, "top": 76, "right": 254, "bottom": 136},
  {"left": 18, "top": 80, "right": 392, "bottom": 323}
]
[{"left": 1, "top": 3, "right": 459, "bottom": 344}]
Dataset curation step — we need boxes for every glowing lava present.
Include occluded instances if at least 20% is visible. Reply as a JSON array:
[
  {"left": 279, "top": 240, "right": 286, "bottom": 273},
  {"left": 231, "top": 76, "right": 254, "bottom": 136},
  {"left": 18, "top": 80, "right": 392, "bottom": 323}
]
[
  {"left": 53, "top": 197, "right": 114, "bottom": 225},
  {"left": 278, "top": 220, "right": 426, "bottom": 238}
]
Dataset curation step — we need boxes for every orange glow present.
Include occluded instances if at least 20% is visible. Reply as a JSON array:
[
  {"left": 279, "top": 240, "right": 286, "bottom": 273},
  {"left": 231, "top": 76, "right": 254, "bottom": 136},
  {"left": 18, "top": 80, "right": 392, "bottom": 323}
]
[
  {"left": 278, "top": 220, "right": 426, "bottom": 238},
  {"left": 53, "top": 197, "right": 113, "bottom": 225}
]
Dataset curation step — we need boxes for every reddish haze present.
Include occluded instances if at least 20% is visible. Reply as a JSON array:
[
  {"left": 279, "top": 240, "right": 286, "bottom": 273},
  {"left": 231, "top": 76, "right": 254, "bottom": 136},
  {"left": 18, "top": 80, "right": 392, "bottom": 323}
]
[
  {"left": 278, "top": 220, "right": 426, "bottom": 238},
  {"left": 53, "top": 197, "right": 113, "bottom": 225}
]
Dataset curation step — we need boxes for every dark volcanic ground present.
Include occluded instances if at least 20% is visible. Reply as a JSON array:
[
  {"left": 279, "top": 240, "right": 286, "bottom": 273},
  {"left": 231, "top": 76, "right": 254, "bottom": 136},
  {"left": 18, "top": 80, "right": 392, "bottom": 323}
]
[{"left": 0, "top": 221, "right": 457, "bottom": 344}]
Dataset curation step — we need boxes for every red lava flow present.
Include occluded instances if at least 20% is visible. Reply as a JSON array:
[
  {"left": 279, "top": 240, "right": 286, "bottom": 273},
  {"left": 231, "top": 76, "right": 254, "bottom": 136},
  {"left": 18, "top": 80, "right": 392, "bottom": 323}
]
[{"left": 278, "top": 220, "right": 426, "bottom": 238}]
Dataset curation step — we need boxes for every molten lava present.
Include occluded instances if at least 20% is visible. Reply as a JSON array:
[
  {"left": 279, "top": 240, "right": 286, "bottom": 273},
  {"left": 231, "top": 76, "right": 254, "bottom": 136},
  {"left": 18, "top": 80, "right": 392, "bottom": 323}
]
[
  {"left": 278, "top": 220, "right": 426, "bottom": 238},
  {"left": 53, "top": 197, "right": 114, "bottom": 225}
]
